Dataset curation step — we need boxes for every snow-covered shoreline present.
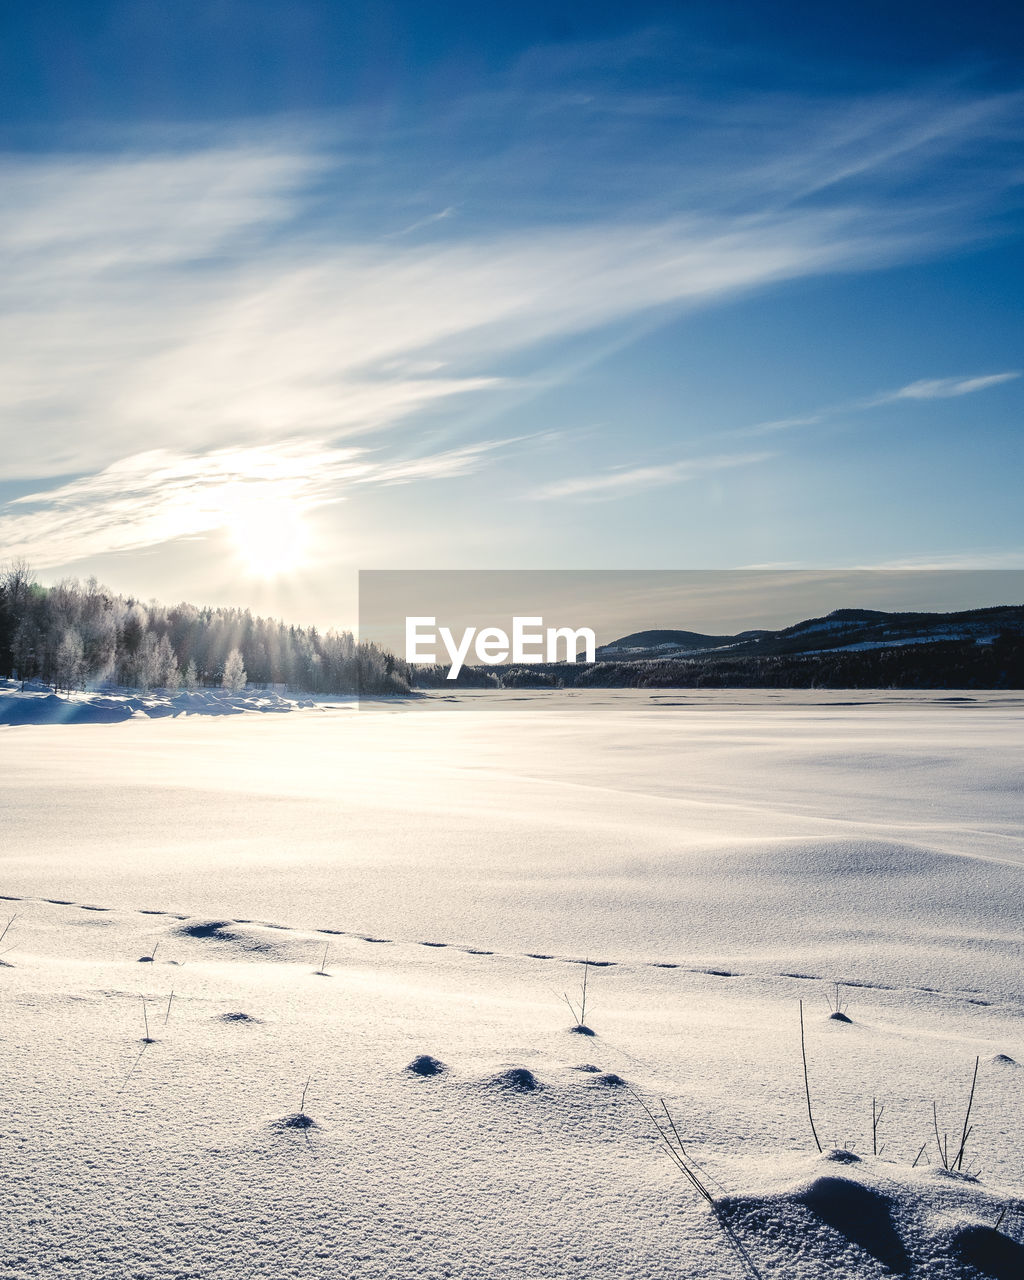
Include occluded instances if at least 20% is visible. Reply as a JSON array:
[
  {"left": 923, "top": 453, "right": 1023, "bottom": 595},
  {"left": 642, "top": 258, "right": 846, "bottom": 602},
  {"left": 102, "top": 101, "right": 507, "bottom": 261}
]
[
  {"left": 0, "top": 678, "right": 355, "bottom": 724},
  {"left": 4, "top": 679, "right": 1023, "bottom": 727}
]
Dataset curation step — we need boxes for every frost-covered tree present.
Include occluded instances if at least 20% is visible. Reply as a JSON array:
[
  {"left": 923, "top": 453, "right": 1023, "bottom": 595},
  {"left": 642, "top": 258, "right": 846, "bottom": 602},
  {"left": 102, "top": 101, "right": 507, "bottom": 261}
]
[
  {"left": 0, "top": 566, "right": 412, "bottom": 695},
  {"left": 136, "top": 633, "right": 159, "bottom": 691},
  {"left": 160, "top": 643, "right": 181, "bottom": 692},
  {"left": 53, "top": 627, "right": 85, "bottom": 693},
  {"left": 222, "top": 647, "right": 246, "bottom": 692},
  {"left": 117, "top": 603, "right": 148, "bottom": 685},
  {"left": 155, "top": 634, "right": 180, "bottom": 690},
  {"left": 78, "top": 578, "right": 118, "bottom": 684}
]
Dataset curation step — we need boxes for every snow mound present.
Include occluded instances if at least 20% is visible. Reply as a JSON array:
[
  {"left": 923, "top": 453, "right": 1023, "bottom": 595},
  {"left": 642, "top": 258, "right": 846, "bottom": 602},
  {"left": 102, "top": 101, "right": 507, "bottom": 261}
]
[
  {"left": 177, "top": 919, "right": 239, "bottom": 940},
  {"left": 490, "top": 1066, "right": 540, "bottom": 1092},
  {"left": 714, "top": 1153, "right": 1023, "bottom": 1278},
  {"left": 406, "top": 1054, "right": 445, "bottom": 1076},
  {"left": 0, "top": 693, "right": 134, "bottom": 725},
  {"left": 174, "top": 920, "right": 280, "bottom": 954},
  {"left": 752, "top": 837, "right": 961, "bottom": 880},
  {"left": 797, "top": 1175, "right": 908, "bottom": 1271},
  {"left": 272, "top": 1113, "right": 319, "bottom": 1131},
  {"left": 946, "top": 1222, "right": 1024, "bottom": 1278}
]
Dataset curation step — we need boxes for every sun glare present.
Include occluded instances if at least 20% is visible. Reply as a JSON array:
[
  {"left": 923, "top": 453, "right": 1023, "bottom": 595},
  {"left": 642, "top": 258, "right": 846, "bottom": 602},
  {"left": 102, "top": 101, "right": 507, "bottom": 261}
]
[{"left": 220, "top": 486, "right": 309, "bottom": 578}]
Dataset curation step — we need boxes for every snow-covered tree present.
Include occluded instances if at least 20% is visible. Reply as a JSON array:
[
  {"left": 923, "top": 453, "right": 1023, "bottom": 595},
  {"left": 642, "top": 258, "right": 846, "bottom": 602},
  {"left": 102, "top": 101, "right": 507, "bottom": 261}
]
[
  {"left": 0, "top": 567, "right": 412, "bottom": 695},
  {"left": 53, "top": 627, "right": 85, "bottom": 693},
  {"left": 222, "top": 647, "right": 246, "bottom": 693}
]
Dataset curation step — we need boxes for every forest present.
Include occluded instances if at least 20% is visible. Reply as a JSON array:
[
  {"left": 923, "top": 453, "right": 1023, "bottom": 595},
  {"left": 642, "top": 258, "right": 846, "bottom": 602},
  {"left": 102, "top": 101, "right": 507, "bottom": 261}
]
[
  {"left": 487, "top": 634, "right": 1024, "bottom": 689},
  {"left": 0, "top": 562, "right": 412, "bottom": 695}
]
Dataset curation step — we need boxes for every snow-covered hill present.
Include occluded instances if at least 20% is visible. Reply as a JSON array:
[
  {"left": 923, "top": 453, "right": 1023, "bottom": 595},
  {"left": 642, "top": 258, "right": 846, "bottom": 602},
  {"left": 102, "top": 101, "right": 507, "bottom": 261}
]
[{"left": 598, "top": 604, "right": 1024, "bottom": 661}]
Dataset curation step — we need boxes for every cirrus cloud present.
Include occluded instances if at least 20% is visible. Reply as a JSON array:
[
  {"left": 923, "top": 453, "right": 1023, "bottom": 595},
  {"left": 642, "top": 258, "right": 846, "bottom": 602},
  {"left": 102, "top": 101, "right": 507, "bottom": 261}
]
[
  {"left": 1, "top": 72, "right": 1022, "bottom": 571},
  {"left": 0, "top": 438, "right": 511, "bottom": 567}
]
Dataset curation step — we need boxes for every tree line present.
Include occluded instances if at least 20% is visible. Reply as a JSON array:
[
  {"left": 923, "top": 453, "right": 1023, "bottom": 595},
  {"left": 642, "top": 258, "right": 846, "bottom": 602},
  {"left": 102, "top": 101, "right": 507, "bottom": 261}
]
[
  {"left": 484, "top": 632, "right": 1024, "bottom": 689},
  {"left": 0, "top": 562, "right": 412, "bottom": 695},
  {"left": 7, "top": 561, "right": 1018, "bottom": 696}
]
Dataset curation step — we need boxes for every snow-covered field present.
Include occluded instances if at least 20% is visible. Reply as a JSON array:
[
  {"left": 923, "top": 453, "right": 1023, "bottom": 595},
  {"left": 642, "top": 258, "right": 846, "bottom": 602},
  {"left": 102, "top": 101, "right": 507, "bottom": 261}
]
[{"left": 1, "top": 690, "right": 1022, "bottom": 1278}]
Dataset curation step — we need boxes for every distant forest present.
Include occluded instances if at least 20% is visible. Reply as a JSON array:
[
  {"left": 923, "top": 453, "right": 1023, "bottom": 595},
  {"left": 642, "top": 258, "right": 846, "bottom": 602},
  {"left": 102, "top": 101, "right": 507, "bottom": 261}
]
[
  {"left": 0, "top": 562, "right": 413, "bottom": 695},
  {"left": 485, "top": 637, "right": 1024, "bottom": 690}
]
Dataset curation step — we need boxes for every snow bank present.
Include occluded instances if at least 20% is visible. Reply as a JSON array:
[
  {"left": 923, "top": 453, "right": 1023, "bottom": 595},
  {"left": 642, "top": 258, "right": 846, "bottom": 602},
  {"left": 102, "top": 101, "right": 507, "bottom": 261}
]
[
  {"left": 716, "top": 1152, "right": 1024, "bottom": 1277},
  {"left": 0, "top": 683, "right": 343, "bottom": 725}
]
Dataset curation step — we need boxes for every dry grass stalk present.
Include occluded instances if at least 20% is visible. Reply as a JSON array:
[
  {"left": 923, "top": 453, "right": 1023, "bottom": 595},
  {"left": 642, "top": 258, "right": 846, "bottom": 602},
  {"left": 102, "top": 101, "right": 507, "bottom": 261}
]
[{"left": 799, "top": 1000, "right": 823, "bottom": 1153}]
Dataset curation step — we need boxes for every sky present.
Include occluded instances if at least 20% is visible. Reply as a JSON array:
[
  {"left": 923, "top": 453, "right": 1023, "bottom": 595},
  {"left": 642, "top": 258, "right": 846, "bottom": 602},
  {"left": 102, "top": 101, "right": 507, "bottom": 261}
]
[{"left": 1, "top": 1, "right": 1023, "bottom": 630}]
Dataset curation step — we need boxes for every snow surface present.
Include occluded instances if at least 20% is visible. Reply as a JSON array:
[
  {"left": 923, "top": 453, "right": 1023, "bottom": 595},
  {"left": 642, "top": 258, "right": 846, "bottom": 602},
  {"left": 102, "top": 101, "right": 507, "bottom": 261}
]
[
  {"left": 1, "top": 690, "right": 1022, "bottom": 1278},
  {"left": 0, "top": 681, "right": 341, "bottom": 724}
]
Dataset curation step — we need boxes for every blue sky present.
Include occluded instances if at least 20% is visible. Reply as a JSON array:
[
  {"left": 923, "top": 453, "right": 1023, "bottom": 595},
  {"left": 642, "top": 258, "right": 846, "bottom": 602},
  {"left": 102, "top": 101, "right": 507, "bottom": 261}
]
[{"left": 0, "top": 1, "right": 1022, "bottom": 626}]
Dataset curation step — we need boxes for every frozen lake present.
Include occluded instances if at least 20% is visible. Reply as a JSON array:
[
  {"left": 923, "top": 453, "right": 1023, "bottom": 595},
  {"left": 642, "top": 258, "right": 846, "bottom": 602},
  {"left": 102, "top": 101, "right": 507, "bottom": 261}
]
[
  {"left": 3, "top": 689, "right": 1022, "bottom": 997},
  {"left": 3, "top": 688, "right": 1024, "bottom": 1280}
]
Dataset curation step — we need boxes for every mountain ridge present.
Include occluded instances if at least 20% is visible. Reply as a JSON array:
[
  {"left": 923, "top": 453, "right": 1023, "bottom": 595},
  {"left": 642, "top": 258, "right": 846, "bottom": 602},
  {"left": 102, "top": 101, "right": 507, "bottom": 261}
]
[{"left": 597, "top": 604, "right": 1024, "bottom": 661}]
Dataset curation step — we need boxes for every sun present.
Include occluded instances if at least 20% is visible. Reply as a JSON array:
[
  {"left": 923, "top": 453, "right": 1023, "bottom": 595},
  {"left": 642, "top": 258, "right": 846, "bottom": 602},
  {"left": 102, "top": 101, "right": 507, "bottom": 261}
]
[{"left": 221, "top": 486, "right": 309, "bottom": 578}]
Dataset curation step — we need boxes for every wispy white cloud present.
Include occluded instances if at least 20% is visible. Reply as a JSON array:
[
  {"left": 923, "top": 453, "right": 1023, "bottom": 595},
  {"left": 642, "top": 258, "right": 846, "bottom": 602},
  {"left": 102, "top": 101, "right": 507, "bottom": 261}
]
[
  {"left": 856, "top": 550, "right": 1024, "bottom": 569},
  {"left": 385, "top": 206, "right": 458, "bottom": 238},
  {"left": 539, "top": 361, "right": 1021, "bottom": 502},
  {"left": 739, "top": 370, "right": 1020, "bottom": 438},
  {"left": 531, "top": 451, "right": 771, "bottom": 501},
  {"left": 742, "top": 412, "right": 827, "bottom": 437},
  {"left": 0, "top": 146, "right": 319, "bottom": 274},
  {"left": 1, "top": 81, "right": 1020, "bottom": 486},
  {"left": 0, "top": 438, "right": 507, "bottom": 567},
  {"left": 0, "top": 151, "right": 949, "bottom": 484},
  {"left": 738, "top": 89, "right": 1024, "bottom": 209},
  {"left": 880, "top": 371, "right": 1021, "bottom": 401}
]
